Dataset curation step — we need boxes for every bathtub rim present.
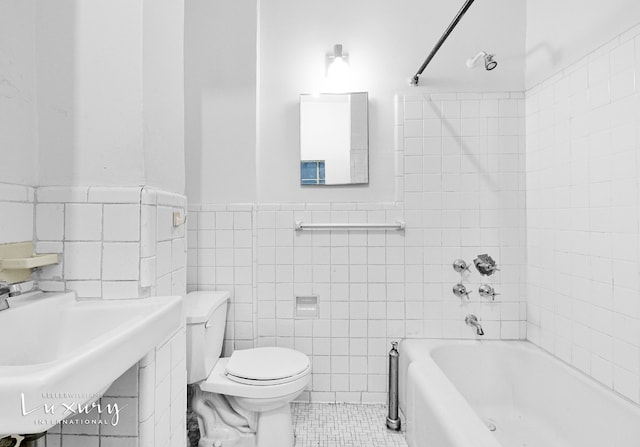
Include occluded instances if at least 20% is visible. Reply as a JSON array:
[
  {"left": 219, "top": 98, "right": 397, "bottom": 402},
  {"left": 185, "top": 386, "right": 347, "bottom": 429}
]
[{"left": 399, "top": 338, "right": 640, "bottom": 416}]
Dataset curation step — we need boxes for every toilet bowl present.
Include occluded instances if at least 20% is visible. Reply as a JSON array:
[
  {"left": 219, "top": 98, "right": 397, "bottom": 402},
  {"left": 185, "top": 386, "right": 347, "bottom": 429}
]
[{"left": 185, "top": 291, "right": 311, "bottom": 447}]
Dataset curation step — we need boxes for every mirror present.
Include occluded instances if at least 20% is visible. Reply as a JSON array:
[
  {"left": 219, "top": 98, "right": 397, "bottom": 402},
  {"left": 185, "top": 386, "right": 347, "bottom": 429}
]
[{"left": 299, "top": 92, "right": 368, "bottom": 185}]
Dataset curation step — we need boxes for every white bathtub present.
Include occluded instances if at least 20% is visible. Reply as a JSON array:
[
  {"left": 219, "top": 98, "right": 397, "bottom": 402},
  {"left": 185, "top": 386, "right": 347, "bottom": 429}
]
[{"left": 399, "top": 339, "right": 640, "bottom": 447}]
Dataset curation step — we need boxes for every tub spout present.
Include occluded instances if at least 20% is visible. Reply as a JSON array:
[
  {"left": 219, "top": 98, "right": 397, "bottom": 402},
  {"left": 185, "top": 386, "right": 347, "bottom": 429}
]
[{"left": 465, "top": 314, "right": 484, "bottom": 336}]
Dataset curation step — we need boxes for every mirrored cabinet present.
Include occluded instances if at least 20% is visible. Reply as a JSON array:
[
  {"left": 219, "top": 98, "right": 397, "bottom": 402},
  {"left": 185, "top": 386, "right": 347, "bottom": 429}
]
[{"left": 299, "top": 92, "right": 369, "bottom": 185}]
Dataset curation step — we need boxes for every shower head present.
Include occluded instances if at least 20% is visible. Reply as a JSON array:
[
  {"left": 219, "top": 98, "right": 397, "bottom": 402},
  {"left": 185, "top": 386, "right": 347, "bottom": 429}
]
[
  {"left": 484, "top": 53, "right": 497, "bottom": 70},
  {"left": 466, "top": 51, "right": 497, "bottom": 71}
]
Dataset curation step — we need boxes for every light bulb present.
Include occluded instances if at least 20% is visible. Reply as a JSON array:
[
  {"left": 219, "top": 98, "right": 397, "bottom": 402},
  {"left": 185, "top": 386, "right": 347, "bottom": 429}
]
[{"left": 328, "top": 56, "right": 350, "bottom": 80}]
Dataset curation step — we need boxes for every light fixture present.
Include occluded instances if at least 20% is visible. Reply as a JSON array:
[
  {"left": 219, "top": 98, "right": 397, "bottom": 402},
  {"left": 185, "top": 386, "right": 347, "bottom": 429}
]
[{"left": 326, "top": 44, "right": 350, "bottom": 80}]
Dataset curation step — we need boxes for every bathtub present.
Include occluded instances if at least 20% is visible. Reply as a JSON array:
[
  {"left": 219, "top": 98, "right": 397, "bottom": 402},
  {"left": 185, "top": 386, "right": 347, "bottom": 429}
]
[{"left": 399, "top": 339, "right": 640, "bottom": 447}]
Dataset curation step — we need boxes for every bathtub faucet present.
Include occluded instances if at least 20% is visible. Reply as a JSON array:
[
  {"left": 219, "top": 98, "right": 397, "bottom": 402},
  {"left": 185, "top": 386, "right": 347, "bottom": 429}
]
[{"left": 465, "top": 314, "right": 484, "bottom": 336}]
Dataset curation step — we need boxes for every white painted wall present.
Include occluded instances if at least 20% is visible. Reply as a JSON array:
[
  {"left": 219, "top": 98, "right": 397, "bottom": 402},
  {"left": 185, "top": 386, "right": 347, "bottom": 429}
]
[
  {"left": 37, "top": 0, "right": 146, "bottom": 189},
  {"left": 185, "top": 0, "right": 257, "bottom": 204},
  {"left": 0, "top": 0, "right": 37, "bottom": 186},
  {"left": 184, "top": 0, "right": 526, "bottom": 204},
  {"left": 526, "top": 0, "right": 640, "bottom": 87},
  {"left": 143, "top": 0, "right": 186, "bottom": 195},
  {"left": 257, "top": 0, "right": 526, "bottom": 203},
  {"left": 36, "top": 0, "right": 185, "bottom": 193}
]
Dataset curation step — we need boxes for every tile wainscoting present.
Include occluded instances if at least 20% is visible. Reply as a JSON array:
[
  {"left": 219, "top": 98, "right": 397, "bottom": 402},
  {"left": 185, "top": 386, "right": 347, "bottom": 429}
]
[
  {"left": 187, "top": 92, "right": 526, "bottom": 403},
  {"left": 31, "top": 186, "right": 188, "bottom": 446}
]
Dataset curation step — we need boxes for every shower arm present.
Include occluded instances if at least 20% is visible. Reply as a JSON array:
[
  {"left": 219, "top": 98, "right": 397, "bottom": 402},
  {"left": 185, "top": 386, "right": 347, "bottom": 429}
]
[{"left": 410, "top": 0, "right": 476, "bottom": 86}]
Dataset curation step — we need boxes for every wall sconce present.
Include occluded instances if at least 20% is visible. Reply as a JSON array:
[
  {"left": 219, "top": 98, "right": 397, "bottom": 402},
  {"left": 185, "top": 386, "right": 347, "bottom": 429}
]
[{"left": 326, "top": 44, "right": 350, "bottom": 80}]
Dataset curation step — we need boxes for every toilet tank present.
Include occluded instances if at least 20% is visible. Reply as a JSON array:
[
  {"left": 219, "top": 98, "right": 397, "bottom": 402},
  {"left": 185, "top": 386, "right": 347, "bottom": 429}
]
[{"left": 185, "top": 291, "right": 230, "bottom": 384}]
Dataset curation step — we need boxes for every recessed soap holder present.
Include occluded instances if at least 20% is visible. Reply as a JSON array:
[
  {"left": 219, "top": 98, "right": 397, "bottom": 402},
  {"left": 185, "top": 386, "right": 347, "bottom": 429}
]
[
  {"left": 0, "top": 242, "right": 59, "bottom": 283},
  {"left": 295, "top": 296, "right": 319, "bottom": 319}
]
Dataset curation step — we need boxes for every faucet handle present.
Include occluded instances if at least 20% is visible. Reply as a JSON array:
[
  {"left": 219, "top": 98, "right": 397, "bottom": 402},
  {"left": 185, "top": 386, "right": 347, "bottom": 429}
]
[
  {"left": 478, "top": 284, "right": 499, "bottom": 300},
  {"left": 452, "top": 283, "right": 471, "bottom": 300},
  {"left": 452, "top": 259, "right": 470, "bottom": 273},
  {"left": 474, "top": 254, "right": 500, "bottom": 276}
]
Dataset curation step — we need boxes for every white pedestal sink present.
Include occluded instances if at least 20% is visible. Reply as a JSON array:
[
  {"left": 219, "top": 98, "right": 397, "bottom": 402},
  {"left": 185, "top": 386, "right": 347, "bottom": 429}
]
[{"left": 0, "top": 290, "right": 182, "bottom": 436}]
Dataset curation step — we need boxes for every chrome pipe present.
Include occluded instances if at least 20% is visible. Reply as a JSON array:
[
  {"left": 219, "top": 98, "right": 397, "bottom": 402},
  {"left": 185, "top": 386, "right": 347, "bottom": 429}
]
[
  {"left": 386, "top": 341, "right": 401, "bottom": 431},
  {"left": 294, "top": 221, "right": 406, "bottom": 231},
  {"left": 411, "top": 0, "right": 477, "bottom": 85}
]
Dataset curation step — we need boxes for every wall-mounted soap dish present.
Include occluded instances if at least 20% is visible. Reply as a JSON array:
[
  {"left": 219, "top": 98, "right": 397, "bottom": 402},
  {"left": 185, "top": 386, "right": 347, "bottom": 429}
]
[{"left": 0, "top": 242, "right": 59, "bottom": 283}]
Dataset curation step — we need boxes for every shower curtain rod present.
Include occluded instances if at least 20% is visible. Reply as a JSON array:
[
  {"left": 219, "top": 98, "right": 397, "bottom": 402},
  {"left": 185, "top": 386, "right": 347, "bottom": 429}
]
[{"left": 410, "top": 0, "right": 476, "bottom": 86}]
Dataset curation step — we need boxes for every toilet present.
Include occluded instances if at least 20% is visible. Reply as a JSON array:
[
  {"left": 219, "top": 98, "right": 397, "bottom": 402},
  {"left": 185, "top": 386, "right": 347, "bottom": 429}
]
[{"left": 185, "top": 291, "right": 311, "bottom": 447}]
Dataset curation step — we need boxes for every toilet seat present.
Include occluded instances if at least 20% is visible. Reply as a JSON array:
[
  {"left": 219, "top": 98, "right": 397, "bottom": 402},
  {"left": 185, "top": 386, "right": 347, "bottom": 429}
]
[
  {"left": 227, "top": 364, "right": 311, "bottom": 386},
  {"left": 225, "top": 347, "right": 310, "bottom": 385},
  {"left": 201, "top": 357, "right": 311, "bottom": 399}
]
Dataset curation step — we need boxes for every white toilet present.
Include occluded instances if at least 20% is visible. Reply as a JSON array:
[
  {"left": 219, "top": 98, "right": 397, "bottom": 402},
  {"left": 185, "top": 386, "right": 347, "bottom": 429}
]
[{"left": 185, "top": 291, "right": 311, "bottom": 447}]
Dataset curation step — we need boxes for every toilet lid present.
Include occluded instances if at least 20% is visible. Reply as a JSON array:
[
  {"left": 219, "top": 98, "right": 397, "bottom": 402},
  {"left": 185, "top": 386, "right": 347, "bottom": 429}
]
[{"left": 225, "top": 347, "right": 310, "bottom": 383}]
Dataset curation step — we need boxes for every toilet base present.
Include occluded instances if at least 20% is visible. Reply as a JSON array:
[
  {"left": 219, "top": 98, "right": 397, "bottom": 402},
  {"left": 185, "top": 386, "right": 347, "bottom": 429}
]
[{"left": 255, "top": 404, "right": 294, "bottom": 447}]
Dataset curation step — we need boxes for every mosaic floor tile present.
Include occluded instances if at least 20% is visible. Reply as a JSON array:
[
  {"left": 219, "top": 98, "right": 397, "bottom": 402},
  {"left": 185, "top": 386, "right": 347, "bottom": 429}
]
[{"left": 292, "top": 403, "right": 407, "bottom": 447}]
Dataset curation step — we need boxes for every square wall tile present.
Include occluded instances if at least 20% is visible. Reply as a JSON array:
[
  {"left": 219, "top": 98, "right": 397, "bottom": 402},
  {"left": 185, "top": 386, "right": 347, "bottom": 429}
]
[
  {"left": 103, "top": 243, "right": 140, "bottom": 280},
  {"left": 65, "top": 204, "right": 102, "bottom": 240},
  {"left": 99, "top": 397, "right": 138, "bottom": 436},
  {"left": 63, "top": 242, "right": 102, "bottom": 280},
  {"left": 36, "top": 203, "right": 64, "bottom": 241},
  {"left": 104, "top": 204, "right": 141, "bottom": 241}
]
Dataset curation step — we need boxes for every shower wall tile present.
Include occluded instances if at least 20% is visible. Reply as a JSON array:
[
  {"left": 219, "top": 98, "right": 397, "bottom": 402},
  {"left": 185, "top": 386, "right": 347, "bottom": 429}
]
[{"left": 526, "top": 25, "right": 640, "bottom": 404}]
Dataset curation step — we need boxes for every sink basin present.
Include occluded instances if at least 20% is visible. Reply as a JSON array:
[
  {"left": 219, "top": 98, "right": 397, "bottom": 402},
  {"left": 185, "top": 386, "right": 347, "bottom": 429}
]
[{"left": 0, "top": 291, "right": 182, "bottom": 435}]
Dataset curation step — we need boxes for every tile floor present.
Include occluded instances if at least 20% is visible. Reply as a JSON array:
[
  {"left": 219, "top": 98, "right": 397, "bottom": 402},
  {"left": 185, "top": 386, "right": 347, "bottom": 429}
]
[{"left": 292, "top": 403, "right": 407, "bottom": 447}]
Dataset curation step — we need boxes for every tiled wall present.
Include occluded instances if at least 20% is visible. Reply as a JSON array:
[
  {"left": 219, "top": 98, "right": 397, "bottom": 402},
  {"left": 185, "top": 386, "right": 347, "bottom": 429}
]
[
  {"left": 397, "top": 91, "right": 527, "bottom": 340},
  {"left": 45, "top": 328, "right": 187, "bottom": 447},
  {"left": 186, "top": 90, "right": 527, "bottom": 403},
  {"left": 32, "top": 186, "right": 188, "bottom": 446},
  {"left": 186, "top": 204, "right": 256, "bottom": 354},
  {"left": 526, "top": 24, "right": 640, "bottom": 403},
  {"left": 35, "top": 186, "right": 187, "bottom": 299}
]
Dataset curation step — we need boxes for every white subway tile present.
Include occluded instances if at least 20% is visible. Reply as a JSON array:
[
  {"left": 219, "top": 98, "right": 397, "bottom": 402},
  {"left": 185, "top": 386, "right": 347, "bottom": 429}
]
[
  {"left": 141, "top": 205, "right": 157, "bottom": 257},
  {"left": 66, "top": 280, "right": 102, "bottom": 298},
  {"left": 102, "top": 281, "right": 140, "bottom": 299},
  {"left": 37, "top": 186, "right": 88, "bottom": 203},
  {"left": 87, "top": 186, "right": 141, "bottom": 203}
]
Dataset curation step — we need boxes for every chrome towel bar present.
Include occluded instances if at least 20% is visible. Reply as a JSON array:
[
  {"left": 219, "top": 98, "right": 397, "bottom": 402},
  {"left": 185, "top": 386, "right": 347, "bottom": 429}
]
[{"left": 294, "top": 220, "right": 406, "bottom": 231}]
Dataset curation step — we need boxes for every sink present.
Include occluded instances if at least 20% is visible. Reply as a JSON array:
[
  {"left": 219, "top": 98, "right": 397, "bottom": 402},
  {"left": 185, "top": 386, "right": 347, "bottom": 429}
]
[{"left": 0, "top": 290, "right": 182, "bottom": 435}]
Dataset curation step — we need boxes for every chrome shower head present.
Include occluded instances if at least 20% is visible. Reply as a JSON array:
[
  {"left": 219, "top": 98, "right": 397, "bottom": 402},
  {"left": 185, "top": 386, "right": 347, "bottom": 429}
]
[
  {"left": 466, "top": 51, "right": 497, "bottom": 71},
  {"left": 484, "top": 53, "right": 497, "bottom": 70}
]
